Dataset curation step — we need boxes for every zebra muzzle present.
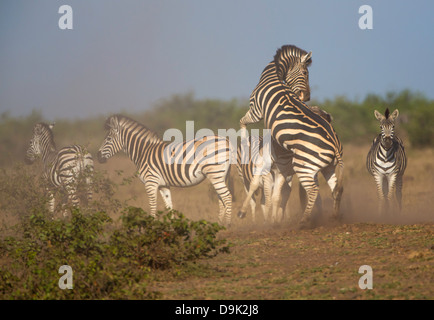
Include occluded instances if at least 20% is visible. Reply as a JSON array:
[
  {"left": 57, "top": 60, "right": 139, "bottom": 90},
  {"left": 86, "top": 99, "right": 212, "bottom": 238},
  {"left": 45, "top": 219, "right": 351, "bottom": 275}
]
[
  {"left": 383, "top": 137, "right": 393, "bottom": 149},
  {"left": 24, "top": 156, "right": 35, "bottom": 165},
  {"left": 97, "top": 151, "right": 107, "bottom": 163},
  {"left": 299, "top": 91, "right": 310, "bottom": 102}
]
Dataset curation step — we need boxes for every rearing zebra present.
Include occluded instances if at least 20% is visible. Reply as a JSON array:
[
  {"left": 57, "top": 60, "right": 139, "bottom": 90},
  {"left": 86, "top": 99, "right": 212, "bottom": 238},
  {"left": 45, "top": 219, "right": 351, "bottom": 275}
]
[
  {"left": 240, "top": 45, "right": 344, "bottom": 228},
  {"left": 366, "top": 108, "right": 407, "bottom": 214},
  {"left": 25, "top": 123, "right": 94, "bottom": 215},
  {"left": 97, "top": 114, "right": 233, "bottom": 226},
  {"left": 237, "top": 106, "right": 333, "bottom": 223}
]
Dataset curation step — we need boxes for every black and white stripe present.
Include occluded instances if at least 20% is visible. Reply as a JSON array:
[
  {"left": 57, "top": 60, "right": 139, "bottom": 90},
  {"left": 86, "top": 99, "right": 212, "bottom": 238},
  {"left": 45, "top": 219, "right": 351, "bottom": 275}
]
[
  {"left": 366, "top": 108, "right": 407, "bottom": 214},
  {"left": 97, "top": 114, "right": 233, "bottom": 226},
  {"left": 240, "top": 45, "right": 344, "bottom": 227},
  {"left": 236, "top": 134, "right": 291, "bottom": 223},
  {"left": 25, "top": 123, "right": 94, "bottom": 215},
  {"left": 237, "top": 106, "right": 333, "bottom": 224}
]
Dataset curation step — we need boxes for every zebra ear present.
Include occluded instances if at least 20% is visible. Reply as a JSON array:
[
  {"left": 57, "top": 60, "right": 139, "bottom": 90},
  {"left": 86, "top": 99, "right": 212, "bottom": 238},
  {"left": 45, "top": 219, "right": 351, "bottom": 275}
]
[
  {"left": 374, "top": 110, "right": 384, "bottom": 121},
  {"left": 301, "top": 51, "right": 312, "bottom": 65},
  {"left": 389, "top": 109, "right": 399, "bottom": 121},
  {"left": 34, "top": 123, "right": 43, "bottom": 134},
  {"left": 105, "top": 116, "right": 119, "bottom": 131},
  {"left": 49, "top": 123, "right": 55, "bottom": 130}
]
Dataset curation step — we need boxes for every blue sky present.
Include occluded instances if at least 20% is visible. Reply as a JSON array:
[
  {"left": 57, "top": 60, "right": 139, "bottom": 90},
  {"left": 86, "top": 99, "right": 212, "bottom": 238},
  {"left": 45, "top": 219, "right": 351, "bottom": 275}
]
[{"left": 1, "top": 0, "right": 433, "bottom": 120}]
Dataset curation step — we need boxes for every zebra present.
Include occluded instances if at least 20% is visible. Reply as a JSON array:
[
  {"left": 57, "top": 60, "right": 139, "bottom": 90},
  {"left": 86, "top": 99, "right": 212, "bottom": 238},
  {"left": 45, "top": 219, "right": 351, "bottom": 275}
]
[
  {"left": 239, "top": 44, "right": 344, "bottom": 228},
  {"left": 97, "top": 114, "right": 233, "bottom": 226},
  {"left": 236, "top": 134, "right": 275, "bottom": 223},
  {"left": 237, "top": 106, "right": 333, "bottom": 224},
  {"left": 366, "top": 108, "right": 407, "bottom": 215},
  {"left": 25, "top": 123, "right": 94, "bottom": 216}
]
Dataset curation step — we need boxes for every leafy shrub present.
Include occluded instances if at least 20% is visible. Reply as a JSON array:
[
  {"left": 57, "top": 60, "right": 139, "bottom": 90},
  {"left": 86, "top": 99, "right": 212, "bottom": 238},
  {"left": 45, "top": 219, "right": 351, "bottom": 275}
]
[
  {"left": 0, "top": 163, "right": 49, "bottom": 223},
  {"left": 0, "top": 206, "right": 230, "bottom": 299},
  {"left": 111, "top": 206, "right": 230, "bottom": 269},
  {"left": 0, "top": 209, "right": 114, "bottom": 299},
  {"left": 310, "top": 89, "right": 434, "bottom": 147}
]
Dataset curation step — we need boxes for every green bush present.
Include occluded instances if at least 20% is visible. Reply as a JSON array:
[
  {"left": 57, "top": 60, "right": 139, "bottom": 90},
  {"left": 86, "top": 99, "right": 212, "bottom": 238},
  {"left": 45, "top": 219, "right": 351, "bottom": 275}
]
[
  {"left": 1, "top": 89, "right": 433, "bottom": 169},
  {"left": 0, "top": 206, "right": 230, "bottom": 299},
  {"left": 0, "top": 164, "right": 49, "bottom": 223},
  {"left": 314, "top": 89, "right": 434, "bottom": 147},
  {"left": 111, "top": 206, "right": 229, "bottom": 269}
]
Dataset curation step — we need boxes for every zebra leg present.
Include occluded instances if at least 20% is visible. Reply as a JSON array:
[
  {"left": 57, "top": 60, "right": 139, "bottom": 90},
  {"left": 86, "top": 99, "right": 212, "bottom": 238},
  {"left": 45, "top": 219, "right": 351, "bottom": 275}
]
[
  {"left": 64, "top": 182, "right": 79, "bottom": 217},
  {"left": 144, "top": 182, "right": 159, "bottom": 218},
  {"left": 221, "top": 189, "right": 232, "bottom": 227},
  {"left": 321, "top": 165, "right": 341, "bottom": 220},
  {"left": 86, "top": 175, "right": 93, "bottom": 204},
  {"left": 270, "top": 171, "right": 286, "bottom": 223},
  {"left": 238, "top": 174, "right": 261, "bottom": 221},
  {"left": 387, "top": 174, "right": 397, "bottom": 214},
  {"left": 240, "top": 106, "right": 262, "bottom": 132},
  {"left": 159, "top": 187, "right": 173, "bottom": 210},
  {"left": 395, "top": 175, "right": 403, "bottom": 212},
  {"left": 217, "top": 199, "right": 225, "bottom": 225},
  {"left": 373, "top": 174, "right": 386, "bottom": 215},
  {"left": 299, "top": 180, "right": 323, "bottom": 221},
  {"left": 203, "top": 168, "right": 232, "bottom": 227},
  {"left": 248, "top": 188, "right": 257, "bottom": 223},
  {"left": 47, "top": 189, "right": 55, "bottom": 214},
  {"left": 241, "top": 184, "right": 257, "bottom": 222},
  {"left": 298, "top": 172, "right": 320, "bottom": 229},
  {"left": 84, "top": 160, "right": 94, "bottom": 204},
  {"left": 278, "top": 175, "right": 292, "bottom": 223},
  {"left": 260, "top": 191, "right": 266, "bottom": 221},
  {"left": 299, "top": 181, "right": 307, "bottom": 213},
  {"left": 261, "top": 173, "right": 273, "bottom": 222}
]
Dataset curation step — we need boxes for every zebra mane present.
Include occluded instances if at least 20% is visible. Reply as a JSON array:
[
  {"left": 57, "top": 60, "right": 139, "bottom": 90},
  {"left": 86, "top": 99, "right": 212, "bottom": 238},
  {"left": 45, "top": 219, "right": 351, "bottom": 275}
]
[
  {"left": 106, "top": 114, "right": 161, "bottom": 142},
  {"left": 273, "top": 45, "right": 312, "bottom": 81},
  {"left": 35, "top": 122, "right": 56, "bottom": 149},
  {"left": 384, "top": 108, "right": 390, "bottom": 119}
]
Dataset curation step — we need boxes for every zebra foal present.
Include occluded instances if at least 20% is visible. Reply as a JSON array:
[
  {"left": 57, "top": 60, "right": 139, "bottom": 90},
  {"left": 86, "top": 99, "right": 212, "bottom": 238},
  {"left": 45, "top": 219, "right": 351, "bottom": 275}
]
[
  {"left": 97, "top": 115, "right": 233, "bottom": 226},
  {"left": 366, "top": 108, "right": 407, "bottom": 215},
  {"left": 25, "top": 123, "right": 94, "bottom": 216}
]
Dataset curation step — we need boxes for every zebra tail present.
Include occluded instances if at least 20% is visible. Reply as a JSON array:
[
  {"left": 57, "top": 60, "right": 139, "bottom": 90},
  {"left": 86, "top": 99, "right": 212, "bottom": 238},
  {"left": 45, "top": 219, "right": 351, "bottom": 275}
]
[{"left": 334, "top": 151, "right": 344, "bottom": 198}]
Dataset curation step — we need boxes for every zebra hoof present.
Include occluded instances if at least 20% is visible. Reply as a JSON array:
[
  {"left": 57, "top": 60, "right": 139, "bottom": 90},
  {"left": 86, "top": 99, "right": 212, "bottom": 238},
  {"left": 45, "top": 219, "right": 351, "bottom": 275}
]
[
  {"left": 331, "top": 213, "right": 343, "bottom": 223},
  {"left": 237, "top": 211, "right": 247, "bottom": 219},
  {"left": 299, "top": 216, "right": 313, "bottom": 230}
]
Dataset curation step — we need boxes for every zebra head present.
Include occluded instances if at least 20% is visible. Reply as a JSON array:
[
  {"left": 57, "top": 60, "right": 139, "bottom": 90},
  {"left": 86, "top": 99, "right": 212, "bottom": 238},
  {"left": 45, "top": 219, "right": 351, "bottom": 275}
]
[
  {"left": 97, "top": 115, "right": 123, "bottom": 163},
  {"left": 374, "top": 108, "right": 399, "bottom": 149},
  {"left": 25, "top": 123, "right": 56, "bottom": 164},
  {"left": 274, "top": 45, "right": 312, "bottom": 101}
]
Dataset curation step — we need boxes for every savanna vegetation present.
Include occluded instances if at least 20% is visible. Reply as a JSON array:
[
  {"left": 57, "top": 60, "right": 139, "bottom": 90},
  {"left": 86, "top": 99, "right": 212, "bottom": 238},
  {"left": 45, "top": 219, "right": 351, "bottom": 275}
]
[
  {"left": 1, "top": 89, "right": 434, "bottom": 167},
  {"left": 0, "top": 89, "right": 433, "bottom": 299},
  {"left": 0, "top": 164, "right": 230, "bottom": 299}
]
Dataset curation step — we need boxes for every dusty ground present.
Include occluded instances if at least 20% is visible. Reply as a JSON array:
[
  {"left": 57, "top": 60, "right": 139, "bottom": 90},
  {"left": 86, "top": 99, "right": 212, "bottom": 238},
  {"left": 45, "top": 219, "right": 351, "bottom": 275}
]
[
  {"left": 98, "top": 144, "right": 433, "bottom": 300},
  {"left": 150, "top": 223, "right": 433, "bottom": 299}
]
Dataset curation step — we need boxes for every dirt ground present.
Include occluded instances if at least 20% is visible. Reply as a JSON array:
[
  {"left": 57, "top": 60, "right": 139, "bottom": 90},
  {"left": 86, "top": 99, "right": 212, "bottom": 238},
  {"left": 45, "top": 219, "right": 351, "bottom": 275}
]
[{"left": 99, "top": 144, "right": 433, "bottom": 300}]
